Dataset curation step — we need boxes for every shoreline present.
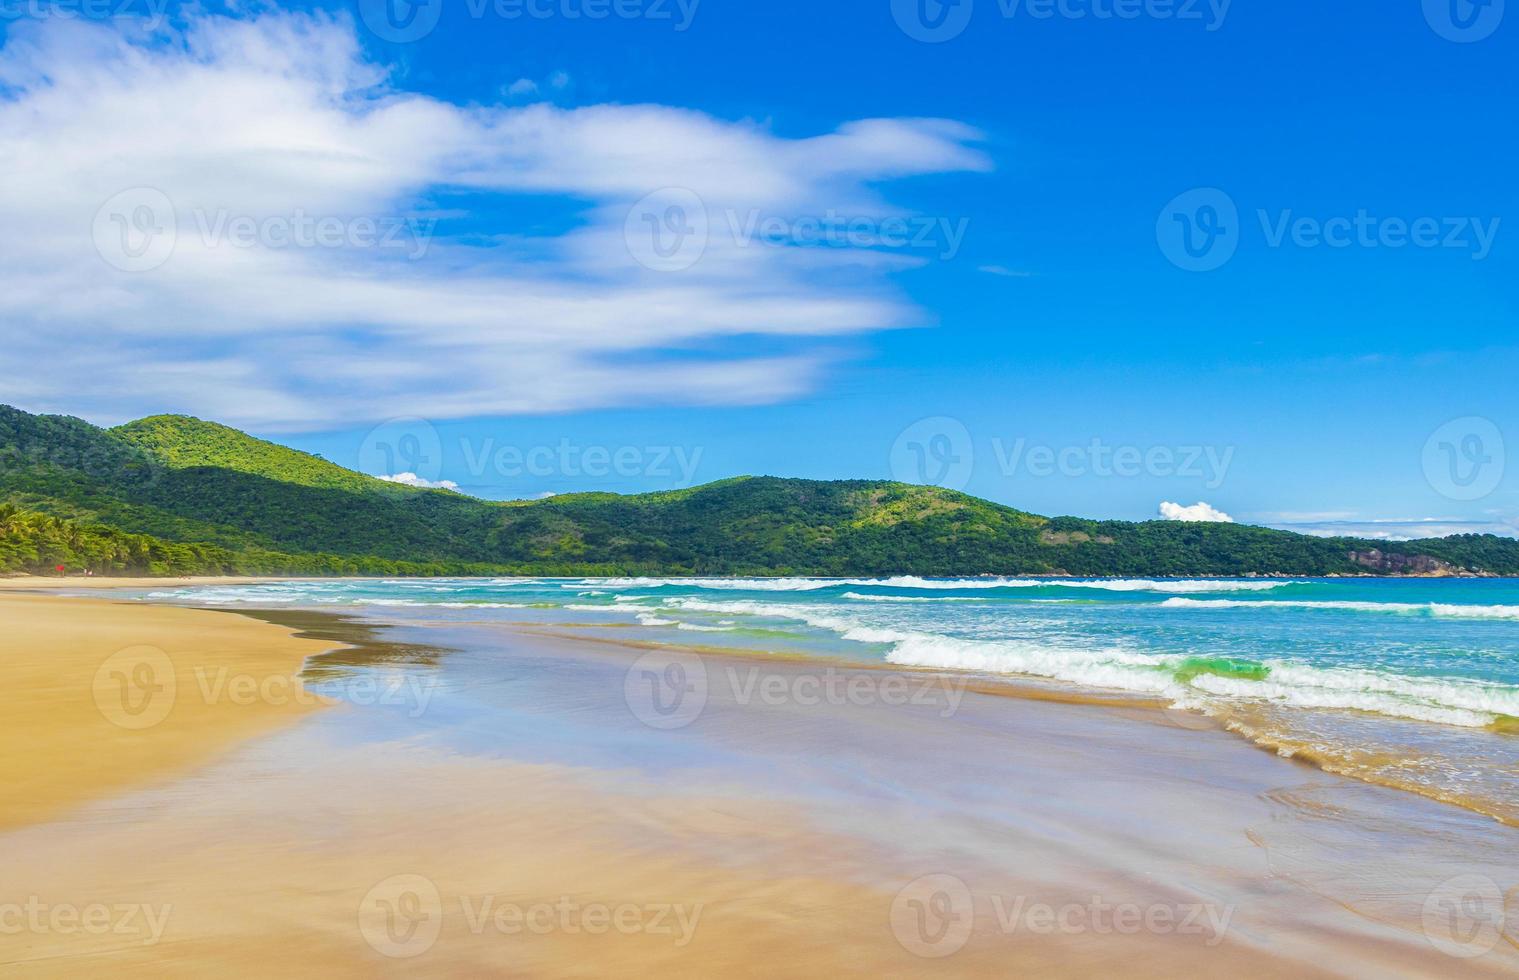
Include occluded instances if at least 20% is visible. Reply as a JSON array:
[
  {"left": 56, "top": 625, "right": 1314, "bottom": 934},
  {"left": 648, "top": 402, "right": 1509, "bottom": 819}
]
[
  {"left": 508, "top": 619, "right": 1519, "bottom": 829},
  {"left": 4, "top": 571, "right": 1514, "bottom": 593}
]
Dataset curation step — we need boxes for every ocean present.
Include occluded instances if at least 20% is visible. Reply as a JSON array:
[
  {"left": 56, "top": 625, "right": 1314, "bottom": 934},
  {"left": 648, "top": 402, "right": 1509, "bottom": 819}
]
[{"left": 139, "top": 575, "right": 1519, "bottom": 824}]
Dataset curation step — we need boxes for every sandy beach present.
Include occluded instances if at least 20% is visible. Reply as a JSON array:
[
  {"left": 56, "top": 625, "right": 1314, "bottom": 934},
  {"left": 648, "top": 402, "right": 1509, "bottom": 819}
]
[
  {"left": 2, "top": 594, "right": 1516, "bottom": 976},
  {"left": 0, "top": 593, "right": 336, "bottom": 831},
  {"left": 0, "top": 576, "right": 306, "bottom": 591}
]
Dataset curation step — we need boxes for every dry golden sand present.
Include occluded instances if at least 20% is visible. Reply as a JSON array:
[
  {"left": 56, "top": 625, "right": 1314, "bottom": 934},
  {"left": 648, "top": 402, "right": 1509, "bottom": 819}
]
[{"left": 0, "top": 593, "right": 337, "bottom": 830}]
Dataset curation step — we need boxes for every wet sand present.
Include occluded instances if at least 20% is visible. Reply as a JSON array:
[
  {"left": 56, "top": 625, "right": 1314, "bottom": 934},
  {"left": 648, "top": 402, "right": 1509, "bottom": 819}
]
[{"left": 2, "top": 600, "right": 1516, "bottom": 976}]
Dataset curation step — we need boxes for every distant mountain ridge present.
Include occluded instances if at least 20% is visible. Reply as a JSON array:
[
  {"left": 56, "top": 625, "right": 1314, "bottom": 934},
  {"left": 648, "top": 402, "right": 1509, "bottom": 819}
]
[{"left": 2, "top": 404, "right": 1516, "bottom": 577}]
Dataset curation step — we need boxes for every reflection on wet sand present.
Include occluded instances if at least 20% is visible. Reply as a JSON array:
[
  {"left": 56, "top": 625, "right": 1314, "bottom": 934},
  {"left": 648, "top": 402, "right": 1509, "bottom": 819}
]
[{"left": 3, "top": 604, "right": 1517, "bottom": 976}]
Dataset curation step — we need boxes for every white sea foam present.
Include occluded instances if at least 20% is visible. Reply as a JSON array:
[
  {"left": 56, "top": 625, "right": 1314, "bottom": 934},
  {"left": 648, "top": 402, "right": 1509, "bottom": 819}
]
[
  {"left": 1189, "top": 663, "right": 1519, "bottom": 728},
  {"left": 583, "top": 576, "right": 1302, "bottom": 593},
  {"left": 884, "top": 632, "right": 1518, "bottom": 728},
  {"left": 1162, "top": 598, "right": 1519, "bottom": 619},
  {"left": 884, "top": 633, "right": 1179, "bottom": 695},
  {"left": 841, "top": 592, "right": 980, "bottom": 603}
]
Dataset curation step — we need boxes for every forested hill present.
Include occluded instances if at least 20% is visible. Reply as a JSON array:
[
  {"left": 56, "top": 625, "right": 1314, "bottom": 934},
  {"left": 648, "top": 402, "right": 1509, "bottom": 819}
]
[{"left": 2, "top": 404, "right": 1517, "bottom": 577}]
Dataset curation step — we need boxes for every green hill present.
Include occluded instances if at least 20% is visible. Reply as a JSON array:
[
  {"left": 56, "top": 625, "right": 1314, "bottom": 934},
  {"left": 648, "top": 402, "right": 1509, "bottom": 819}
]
[
  {"left": 113, "top": 414, "right": 409, "bottom": 494},
  {"left": 3, "top": 403, "right": 1517, "bottom": 577}
]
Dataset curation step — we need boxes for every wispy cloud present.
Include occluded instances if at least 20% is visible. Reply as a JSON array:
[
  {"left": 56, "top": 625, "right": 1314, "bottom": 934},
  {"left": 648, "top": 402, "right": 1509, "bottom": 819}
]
[
  {"left": 978, "top": 264, "right": 1031, "bottom": 278},
  {"left": 0, "top": 11, "right": 989, "bottom": 431}
]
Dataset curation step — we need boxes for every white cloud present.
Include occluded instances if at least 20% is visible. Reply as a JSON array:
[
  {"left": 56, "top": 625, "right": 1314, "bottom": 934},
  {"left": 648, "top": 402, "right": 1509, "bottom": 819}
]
[
  {"left": 505, "top": 78, "right": 538, "bottom": 96},
  {"left": 0, "top": 11, "right": 990, "bottom": 431},
  {"left": 978, "top": 264, "right": 1031, "bottom": 278},
  {"left": 1159, "top": 501, "right": 1234, "bottom": 523},
  {"left": 378, "top": 472, "right": 460, "bottom": 491}
]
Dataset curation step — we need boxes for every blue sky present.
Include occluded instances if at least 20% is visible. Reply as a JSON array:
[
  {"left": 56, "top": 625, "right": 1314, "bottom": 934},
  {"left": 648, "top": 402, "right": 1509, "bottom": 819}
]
[{"left": 1, "top": 0, "right": 1514, "bottom": 536}]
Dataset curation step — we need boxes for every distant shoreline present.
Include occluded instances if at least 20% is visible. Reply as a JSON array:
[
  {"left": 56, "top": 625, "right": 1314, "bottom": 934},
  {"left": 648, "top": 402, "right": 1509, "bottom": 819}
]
[{"left": 3, "top": 570, "right": 1510, "bottom": 590}]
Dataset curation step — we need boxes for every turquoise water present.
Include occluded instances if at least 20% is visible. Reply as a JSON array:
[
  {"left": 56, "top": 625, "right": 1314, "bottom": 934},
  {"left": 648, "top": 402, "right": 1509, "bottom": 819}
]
[
  {"left": 140, "top": 575, "right": 1519, "bottom": 821},
  {"left": 144, "top": 576, "right": 1519, "bottom": 728}
]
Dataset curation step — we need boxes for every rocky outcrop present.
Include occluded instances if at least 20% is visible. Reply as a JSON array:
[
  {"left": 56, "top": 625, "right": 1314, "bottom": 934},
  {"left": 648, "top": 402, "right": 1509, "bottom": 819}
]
[{"left": 1347, "top": 549, "right": 1476, "bottom": 577}]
